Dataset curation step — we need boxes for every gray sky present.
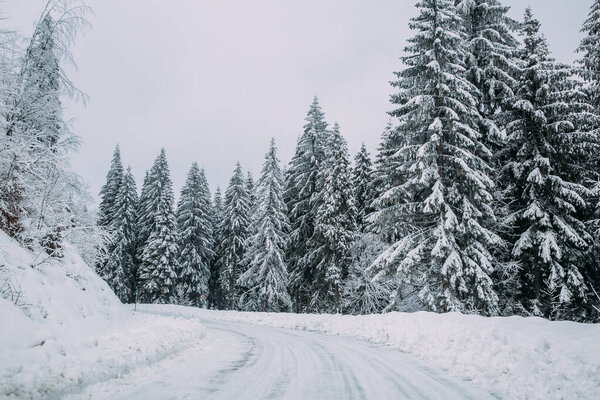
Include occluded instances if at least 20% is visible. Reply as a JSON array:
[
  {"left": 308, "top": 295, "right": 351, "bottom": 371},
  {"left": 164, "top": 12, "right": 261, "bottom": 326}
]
[{"left": 2, "top": 0, "right": 592, "bottom": 200}]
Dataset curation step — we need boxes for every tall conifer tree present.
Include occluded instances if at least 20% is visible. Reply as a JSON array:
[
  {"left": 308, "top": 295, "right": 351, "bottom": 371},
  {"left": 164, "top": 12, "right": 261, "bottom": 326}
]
[
  {"left": 218, "top": 163, "right": 251, "bottom": 309},
  {"left": 308, "top": 123, "right": 357, "bottom": 312},
  {"left": 138, "top": 149, "right": 179, "bottom": 303},
  {"left": 500, "top": 9, "right": 599, "bottom": 319},
  {"left": 352, "top": 143, "right": 374, "bottom": 232},
  {"left": 100, "top": 167, "right": 138, "bottom": 302},
  {"left": 175, "top": 163, "right": 214, "bottom": 306},
  {"left": 238, "top": 139, "right": 291, "bottom": 312},
  {"left": 369, "top": 0, "right": 503, "bottom": 315},
  {"left": 285, "top": 96, "right": 329, "bottom": 312}
]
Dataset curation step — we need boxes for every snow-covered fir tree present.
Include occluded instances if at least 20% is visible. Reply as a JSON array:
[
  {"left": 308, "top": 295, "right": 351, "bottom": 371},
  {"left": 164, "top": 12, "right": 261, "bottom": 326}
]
[
  {"left": 456, "top": 0, "right": 519, "bottom": 152},
  {"left": 218, "top": 163, "right": 251, "bottom": 309},
  {"left": 208, "top": 187, "right": 223, "bottom": 308},
  {"left": 500, "top": 8, "right": 599, "bottom": 319},
  {"left": 137, "top": 149, "right": 179, "bottom": 304},
  {"left": 175, "top": 163, "right": 213, "bottom": 307},
  {"left": 284, "top": 96, "right": 329, "bottom": 312},
  {"left": 577, "top": 0, "right": 600, "bottom": 113},
  {"left": 97, "top": 145, "right": 124, "bottom": 229},
  {"left": 352, "top": 143, "right": 374, "bottom": 232},
  {"left": 369, "top": 0, "right": 503, "bottom": 315},
  {"left": 306, "top": 123, "right": 357, "bottom": 312},
  {"left": 99, "top": 167, "right": 138, "bottom": 302},
  {"left": 135, "top": 170, "right": 152, "bottom": 261},
  {"left": 369, "top": 121, "right": 408, "bottom": 242},
  {"left": 237, "top": 139, "right": 292, "bottom": 312}
]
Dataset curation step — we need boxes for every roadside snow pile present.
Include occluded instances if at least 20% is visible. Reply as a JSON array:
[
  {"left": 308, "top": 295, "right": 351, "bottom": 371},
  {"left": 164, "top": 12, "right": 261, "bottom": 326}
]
[
  {"left": 141, "top": 304, "right": 600, "bottom": 400},
  {"left": 0, "top": 232, "right": 205, "bottom": 399}
]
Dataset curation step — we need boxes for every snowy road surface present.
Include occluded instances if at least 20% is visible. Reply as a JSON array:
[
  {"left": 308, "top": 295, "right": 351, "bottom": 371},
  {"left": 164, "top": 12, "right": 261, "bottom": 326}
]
[{"left": 67, "top": 311, "right": 492, "bottom": 400}]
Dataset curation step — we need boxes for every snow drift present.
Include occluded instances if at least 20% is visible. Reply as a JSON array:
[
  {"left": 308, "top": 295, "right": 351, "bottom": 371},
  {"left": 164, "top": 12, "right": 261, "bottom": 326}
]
[
  {"left": 141, "top": 304, "right": 600, "bottom": 400},
  {"left": 0, "top": 232, "right": 205, "bottom": 399}
]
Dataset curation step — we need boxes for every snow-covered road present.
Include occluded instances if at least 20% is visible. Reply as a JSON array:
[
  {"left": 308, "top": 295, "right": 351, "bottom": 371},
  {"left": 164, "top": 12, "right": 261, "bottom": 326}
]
[{"left": 69, "top": 312, "right": 492, "bottom": 400}]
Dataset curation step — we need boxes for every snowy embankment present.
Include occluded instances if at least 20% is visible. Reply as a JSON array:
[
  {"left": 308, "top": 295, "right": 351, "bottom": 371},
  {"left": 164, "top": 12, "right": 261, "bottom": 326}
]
[
  {"left": 0, "top": 232, "right": 205, "bottom": 400},
  {"left": 141, "top": 304, "right": 600, "bottom": 400}
]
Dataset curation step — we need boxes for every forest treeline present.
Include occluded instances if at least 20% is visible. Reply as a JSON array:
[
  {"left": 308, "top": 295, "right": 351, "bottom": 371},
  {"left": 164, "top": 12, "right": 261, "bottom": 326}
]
[{"left": 2, "top": 0, "right": 600, "bottom": 321}]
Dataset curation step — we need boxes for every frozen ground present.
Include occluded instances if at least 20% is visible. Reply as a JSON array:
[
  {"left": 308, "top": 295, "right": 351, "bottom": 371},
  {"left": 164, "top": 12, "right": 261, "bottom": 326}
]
[
  {"left": 2, "top": 231, "right": 599, "bottom": 399},
  {"left": 69, "top": 312, "right": 492, "bottom": 400},
  {"left": 141, "top": 305, "right": 600, "bottom": 400}
]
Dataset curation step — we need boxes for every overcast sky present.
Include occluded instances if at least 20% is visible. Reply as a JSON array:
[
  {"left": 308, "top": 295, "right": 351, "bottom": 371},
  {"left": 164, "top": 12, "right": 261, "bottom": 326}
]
[{"left": 1, "top": 0, "right": 593, "bottom": 200}]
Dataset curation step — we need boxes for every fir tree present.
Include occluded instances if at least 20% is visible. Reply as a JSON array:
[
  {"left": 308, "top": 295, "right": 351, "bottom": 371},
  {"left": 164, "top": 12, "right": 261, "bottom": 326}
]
[
  {"left": 209, "top": 187, "right": 224, "bottom": 308},
  {"left": 500, "top": 8, "right": 599, "bottom": 319},
  {"left": 238, "top": 139, "right": 292, "bottom": 312},
  {"left": 100, "top": 167, "right": 138, "bottom": 302},
  {"left": 138, "top": 149, "right": 179, "bottom": 304},
  {"left": 175, "top": 163, "right": 214, "bottom": 306},
  {"left": 284, "top": 96, "right": 329, "bottom": 312},
  {"left": 352, "top": 143, "right": 374, "bottom": 232},
  {"left": 369, "top": 121, "right": 407, "bottom": 242},
  {"left": 307, "top": 123, "right": 357, "bottom": 312},
  {"left": 98, "top": 145, "right": 124, "bottom": 228},
  {"left": 456, "top": 0, "right": 519, "bottom": 151},
  {"left": 369, "top": 0, "right": 503, "bottom": 315},
  {"left": 136, "top": 170, "right": 152, "bottom": 261},
  {"left": 218, "top": 163, "right": 251, "bottom": 309},
  {"left": 577, "top": 0, "right": 600, "bottom": 113}
]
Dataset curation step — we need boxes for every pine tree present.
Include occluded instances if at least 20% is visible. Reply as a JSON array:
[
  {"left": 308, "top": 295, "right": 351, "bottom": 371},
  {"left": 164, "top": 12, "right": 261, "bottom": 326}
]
[
  {"left": 369, "top": 0, "right": 503, "bottom": 315},
  {"left": 138, "top": 149, "right": 179, "bottom": 304},
  {"left": 456, "top": 0, "right": 519, "bottom": 151},
  {"left": 284, "top": 96, "right": 329, "bottom": 312},
  {"left": 352, "top": 143, "right": 374, "bottom": 231},
  {"left": 306, "top": 123, "right": 357, "bottom": 312},
  {"left": 500, "top": 8, "right": 599, "bottom": 319},
  {"left": 218, "top": 163, "right": 251, "bottom": 309},
  {"left": 175, "top": 163, "right": 213, "bottom": 306},
  {"left": 97, "top": 145, "right": 124, "bottom": 228},
  {"left": 369, "top": 121, "right": 407, "bottom": 242},
  {"left": 100, "top": 167, "right": 138, "bottom": 302},
  {"left": 238, "top": 139, "right": 292, "bottom": 312},
  {"left": 136, "top": 170, "right": 152, "bottom": 261},
  {"left": 209, "top": 187, "right": 224, "bottom": 308},
  {"left": 577, "top": 0, "right": 600, "bottom": 113}
]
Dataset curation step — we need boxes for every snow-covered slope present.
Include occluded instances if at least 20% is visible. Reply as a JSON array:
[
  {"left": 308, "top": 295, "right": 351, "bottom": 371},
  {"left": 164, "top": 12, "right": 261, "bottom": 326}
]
[
  {"left": 142, "top": 305, "right": 600, "bottom": 400},
  {"left": 0, "top": 232, "right": 205, "bottom": 399}
]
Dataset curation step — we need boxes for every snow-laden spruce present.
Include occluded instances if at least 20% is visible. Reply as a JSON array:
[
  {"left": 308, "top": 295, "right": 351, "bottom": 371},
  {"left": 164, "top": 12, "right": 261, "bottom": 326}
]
[
  {"left": 218, "top": 163, "right": 251, "bottom": 310},
  {"left": 284, "top": 96, "right": 329, "bottom": 312},
  {"left": 307, "top": 123, "right": 357, "bottom": 313},
  {"left": 352, "top": 143, "right": 374, "bottom": 232},
  {"left": 98, "top": 145, "right": 124, "bottom": 229},
  {"left": 175, "top": 163, "right": 214, "bottom": 306},
  {"left": 209, "top": 187, "right": 224, "bottom": 308},
  {"left": 456, "top": 0, "right": 519, "bottom": 152},
  {"left": 577, "top": 0, "right": 600, "bottom": 113},
  {"left": 99, "top": 167, "right": 138, "bottom": 302},
  {"left": 369, "top": 0, "right": 504, "bottom": 315},
  {"left": 237, "top": 139, "right": 292, "bottom": 312},
  {"left": 138, "top": 149, "right": 179, "bottom": 304},
  {"left": 499, "top": 8, "right": 599, "bottom": 320}
]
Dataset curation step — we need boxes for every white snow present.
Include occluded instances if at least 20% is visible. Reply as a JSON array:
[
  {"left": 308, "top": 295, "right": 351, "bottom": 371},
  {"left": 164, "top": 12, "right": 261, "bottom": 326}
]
[
  {"left": 139, "top": 304, "right": 600, "bottom": 400},
  {"left": 0, "top": 232, "right": 205, "bottom": 399}
]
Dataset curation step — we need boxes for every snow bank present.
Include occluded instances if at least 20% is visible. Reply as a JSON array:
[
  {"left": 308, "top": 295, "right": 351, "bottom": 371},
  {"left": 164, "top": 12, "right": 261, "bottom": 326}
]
[
  {"left": 0, "top": 232, "right": 205, "bottom": 399},
  {"left": 140, "top": 304, "right": 600, "bottom": 400}
]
